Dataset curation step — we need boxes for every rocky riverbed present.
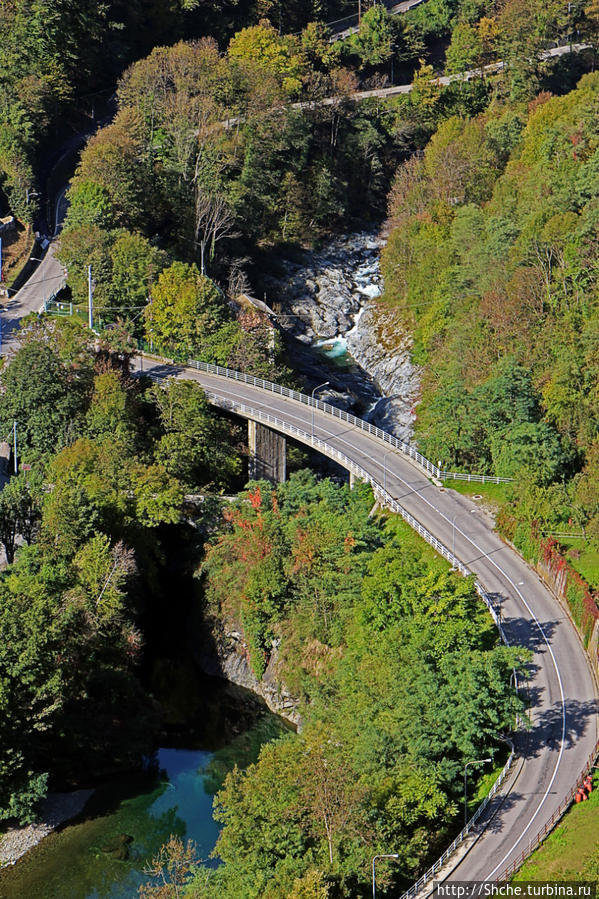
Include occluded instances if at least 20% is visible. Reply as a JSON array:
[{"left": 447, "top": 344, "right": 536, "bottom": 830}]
[
  {"left": 264, "top": 231, "right": 419, "bottom": 442},
  {"left": 0, "top": 790, "right": 94, "bottom": 867}
]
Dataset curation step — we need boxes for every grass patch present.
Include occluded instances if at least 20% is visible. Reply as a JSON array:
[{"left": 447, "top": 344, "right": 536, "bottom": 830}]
[
  {"left": 555, "top": 538, "right": 599, "bottom": 592},
  {"left": 1, "top": 225, "right": 36, "bottom": 291},
  {"left": 441, "top": 479, "right": 513, "bottom": 507},
  {"left": 513, "top": 772, "right": 599, "bottom": 880},
  {"left": 380, "top": 512, "right": 452, "bottom": 573},
  {"left": 467, "top": 747, "right": 510, "bottom": 818}
]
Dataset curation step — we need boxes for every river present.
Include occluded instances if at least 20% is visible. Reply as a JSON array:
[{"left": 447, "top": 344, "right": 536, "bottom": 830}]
[
  {"left": 263, "top": 231, "right": 418, "bottom": 442},
  {"left": 0, "top": 675, "right": 289, "bottom": 899}
]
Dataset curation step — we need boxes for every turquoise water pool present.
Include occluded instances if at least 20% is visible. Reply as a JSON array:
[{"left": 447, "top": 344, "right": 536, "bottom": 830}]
[{"left": 0, "top": 687, "right": 287, "bottom": 899}]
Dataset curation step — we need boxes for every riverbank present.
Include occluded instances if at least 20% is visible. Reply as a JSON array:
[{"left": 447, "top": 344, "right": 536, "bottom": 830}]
[
  {"left": 0, "top": 790, "right": 94, "bottom": 867},
  {"left": 0, "top": 673, "right": 288, "bottom": 897},
  {"left": 264, "top": 230, "right": 419, "bottom": 441}
]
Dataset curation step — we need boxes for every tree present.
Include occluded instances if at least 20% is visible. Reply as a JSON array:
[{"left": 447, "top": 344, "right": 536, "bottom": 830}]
[
  {"left": 298, "top": 725, "right": 369, "bottom": 867},
  {"left": 194, "top": 182, "right": 238, "bottom": 276},
  {"left": 86, "top": 370, "right": 139, "bottom": 450},
  {"left": 71, "top": 108, "right": 150, "bottom": 230},
  {"left": 287, "top": 869, "right": 330, "bottom": 899},
  {"left": 108, "top": 231, "right": 167, "bottom": 318},
  {"left": 144, "top": 262, "right": 229, "bottom": 357},
  {"left": 0, "top": 341, "right": 89, "bottom": 457},
  {"left": 130, "top": 463, "right": 184, "bottom": 527},
  {"left": 228, "top": 21, "right": 305, "bottom": 95},
  {"left": 445, "top": 22, "right": 484, "bottom": 74},
  {"left": 0, "top": 471, "right": 43, "bottom": 564},
  {"left": 346, "top": 4, "right": 397, "bottom": 69},
  {"left": 139, "top": 836, "right": 199, "bottom": 899},
  {"left": 56, "top": 222, "right": 113, "bottom": 310},
  {"left": 152, "top": 378, "right": 241, "bottom": 488}
]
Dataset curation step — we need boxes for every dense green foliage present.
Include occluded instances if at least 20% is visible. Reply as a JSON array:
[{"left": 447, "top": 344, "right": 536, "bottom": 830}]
[
  {"left": 191, "top": 473, "right": 526, "bottom": 898},
  {"left": 0, "top": 318, "right": 244, "bottom": 823},
  {"left": 3, "top": 2, "right": 597, "bottom": 893},
  {"left": 0, "top": 0, "right": 373, "bottom": 221},
  {"left": 380, "top": 68, "right": 599, "bottom": 555}
]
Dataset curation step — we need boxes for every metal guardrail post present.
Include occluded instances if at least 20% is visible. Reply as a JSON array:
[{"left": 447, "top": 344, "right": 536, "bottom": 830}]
[{"left": 180, "top": 356, "right": 512, "bottom": 485}]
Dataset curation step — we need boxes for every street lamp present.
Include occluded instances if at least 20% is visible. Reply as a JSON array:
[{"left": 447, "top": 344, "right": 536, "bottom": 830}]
[
  {"left": 372, "top": 854, "right": 400, "bottom": 899},
  {"left": 311, "top": 381, "right": 329, "bottom": 438},
  {"left": 452, "top": 508, "right": 482, "bottom": 563},
  {"left": 464, "top": 758, "right": 492, "bottom": 827}
]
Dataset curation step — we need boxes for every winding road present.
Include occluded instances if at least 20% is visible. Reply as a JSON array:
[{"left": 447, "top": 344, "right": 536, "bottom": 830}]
[
  {"left": 3, "top": 38, "right": 598, "bottom": 885},
  {"left": 135, "top": 356, "right": 598, "bottom": 888}
]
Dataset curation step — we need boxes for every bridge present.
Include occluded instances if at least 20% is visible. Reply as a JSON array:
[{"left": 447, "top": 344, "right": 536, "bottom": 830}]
[
  {"left": 136, "top": 353, "right": 598, "bottom": 891},
  {"left": 3, "top": 250, "right": 598, "bottom": 886}
]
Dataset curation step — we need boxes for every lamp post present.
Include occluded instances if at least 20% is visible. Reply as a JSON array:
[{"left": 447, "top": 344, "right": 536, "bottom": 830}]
[
  {"left": 372, "top": 854, "right": 400, "bottom": 899},
  {"left": 464, "top": 758, "right": 492, "bottom": 827},
  {"left": 452, "top": 508, "right": 481, "bottom": 563},
  {"left": 311, "top": 381, "right": 329, "bottom": 438}
]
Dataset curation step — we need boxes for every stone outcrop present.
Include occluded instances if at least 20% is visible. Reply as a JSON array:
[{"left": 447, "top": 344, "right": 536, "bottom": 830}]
[
  {"left": 265, "top": 231, "right": 420, "bottom": 441},
  {"left": 198, "top": 629, "right": 301, "bottom": 728}
]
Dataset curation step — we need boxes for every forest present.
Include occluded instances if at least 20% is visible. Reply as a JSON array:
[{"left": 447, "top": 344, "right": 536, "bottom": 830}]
[
  {"left": 380, "top": 56, "right": 599, "bottom": 565},
  {"left": 1, "top": 0, "right": 598, "bottom": 896}
]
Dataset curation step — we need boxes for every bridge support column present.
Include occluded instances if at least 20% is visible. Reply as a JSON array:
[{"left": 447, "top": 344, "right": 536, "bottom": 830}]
[
  {"left": 349, "top": 471, "right": 356, "bottom": 489},
  {"left": 248, "top": 421, "right": 286, "bottom": 484}
]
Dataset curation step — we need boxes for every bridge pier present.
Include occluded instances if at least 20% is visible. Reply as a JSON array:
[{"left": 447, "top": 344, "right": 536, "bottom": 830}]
[{"left": 248, "top": 421, "right": 286, "bottom": 484}]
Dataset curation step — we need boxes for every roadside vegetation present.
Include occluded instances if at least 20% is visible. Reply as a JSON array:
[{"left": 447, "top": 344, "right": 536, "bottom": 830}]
[
  {"left": 380, "top": 61, "right": 599, "bottom": 605},
  {"left": 1, "top": 1, "right": 598, "bottom": 897},
  {"left": 192, "top": 483, "right": 526, "bottom": 897},
  {"left": 513, "top": 772, "right": 599, "bottom": 881},
  {"left": 0, "top": 316, "right": 527, "bottom": 899}
]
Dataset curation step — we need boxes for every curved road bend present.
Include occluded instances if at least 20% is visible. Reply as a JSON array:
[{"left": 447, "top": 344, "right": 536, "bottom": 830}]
[
  {"left": 1, "top": 185, "right": 68, "bottom": 355},
  {"left": 136, "top": 357, "right": 598, "bottom": 883}
]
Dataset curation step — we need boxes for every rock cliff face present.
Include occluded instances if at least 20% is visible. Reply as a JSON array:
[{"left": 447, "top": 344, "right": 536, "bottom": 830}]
[
  {"left": 265, "top": 231, "right": 419, "bottom": 441},
  {"left": 198, "top": 629, "right": 301, "bottom": 728}
]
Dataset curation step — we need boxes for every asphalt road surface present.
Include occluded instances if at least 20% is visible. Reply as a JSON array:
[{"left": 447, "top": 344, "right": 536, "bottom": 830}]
[
  {"left": 135, "top": 356, "right": 598, "bottom": 885},
  {"left": 1, "top": 186, "right": 68, "bottom": 354}
]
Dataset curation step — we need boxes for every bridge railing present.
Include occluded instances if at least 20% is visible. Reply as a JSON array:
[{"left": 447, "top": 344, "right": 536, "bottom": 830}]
[
  {"left": 494, "top": 736, "right": 599, "bottom": 885},
  {"left": 205, "top": 391, "right": 521, "bottom": 877},
  {"left": 205, "top": 389, "right": 599, "bottom": 896},
  {"left": 185, "top": 357, "right": 512, "bottom": 485}
]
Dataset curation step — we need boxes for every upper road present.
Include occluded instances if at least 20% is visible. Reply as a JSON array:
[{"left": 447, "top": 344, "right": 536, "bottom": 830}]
[
  {"left": 1, "top": 186, "right": 67, "bottom": 354},
  {"left": 136, "top": 355, "right": 598, "bottom": 885},
  {"left": 328, "top": 0, "right": 426, "bottom": 40}
]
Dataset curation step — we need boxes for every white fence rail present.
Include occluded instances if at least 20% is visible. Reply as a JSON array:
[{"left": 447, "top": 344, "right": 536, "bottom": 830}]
[
  {"left": 205, "top": 393, "right": 519, "bottom": 892},
  {"left": 185, "top": 358, "right": 512, "bottom": 485}
]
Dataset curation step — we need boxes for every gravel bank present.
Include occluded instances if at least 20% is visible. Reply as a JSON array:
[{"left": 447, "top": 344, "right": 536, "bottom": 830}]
[{"left": 0, "top": 790, "right": 94, "bottom": 867}]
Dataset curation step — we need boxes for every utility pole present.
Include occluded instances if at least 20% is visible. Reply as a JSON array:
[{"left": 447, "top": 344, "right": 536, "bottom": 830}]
[
  {"left": 13, "top": 420, "right": 17, "bottom": 475},
  {"left": 358, "top": 0, "right": 362, "bottom": 23},
  {"left": 88, "top": 264, "right": 93, "bottom": 330}
]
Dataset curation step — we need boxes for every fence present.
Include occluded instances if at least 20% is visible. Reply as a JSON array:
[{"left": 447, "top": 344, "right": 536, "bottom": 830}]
[
  {"left": 184, "top": 357, "right": 512, "bottom": 485},
  {"left": 201, "top": 390, "right": 599, "bottom": 896},
  {"left": 495, "top": 735, "right": 599, "bottom": 883},
  {"left": 149, "top": 356, "right": 590, "bottom": 887},
  {"left": 203, "top": 391, "right": 524, "bottom": 866}
]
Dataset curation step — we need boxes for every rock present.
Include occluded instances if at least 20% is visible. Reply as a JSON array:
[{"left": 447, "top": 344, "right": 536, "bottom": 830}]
[
  {"left": 101, "top": 834, "right": 134, "bottom": 861},
  {"left": 198, "top": 630, "right": 301, "bottom": 728},
  {"left": 265, "top": 231, "right": 420, "bottom": 440},
  {"left": 319, "top": 388, "right": 353, "bottom": 411},
  {"left": 0, "top": 789, "right": 94, "bottom": 867}
]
